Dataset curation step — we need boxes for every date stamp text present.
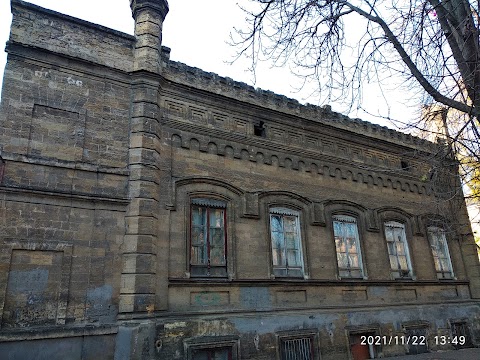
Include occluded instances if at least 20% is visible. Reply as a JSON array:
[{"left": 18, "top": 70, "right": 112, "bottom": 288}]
[
  {"left": 360, "top": 335, "right": 467, "bottom": 346},
  {"left": 360, "top": 335, "right": 426, "bottom": 346}
]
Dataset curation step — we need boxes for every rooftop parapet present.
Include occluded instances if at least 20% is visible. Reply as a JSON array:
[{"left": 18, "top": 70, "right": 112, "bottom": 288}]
[
  {"left": 9, "top": 0, "right": 135, "bottom": 72},
  {"left": 162, "top": 51, "right": 439, "bottom": 154}
]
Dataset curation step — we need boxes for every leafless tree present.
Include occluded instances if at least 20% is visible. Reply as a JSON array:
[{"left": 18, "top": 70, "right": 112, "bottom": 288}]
[
  {"left": 233, "top": 0, "right": 480, "bottom": 194},
  {"left": 233, "top": 0, "right": 480, "bottom": 236},
  {"left": 233, "top": 0, "right": 479, "bottom": 114}
]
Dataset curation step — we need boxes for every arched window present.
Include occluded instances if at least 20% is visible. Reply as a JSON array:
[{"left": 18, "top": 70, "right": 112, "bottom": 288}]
[
  {"left": 427, "top": 226, "right": 454, "bottom": 279},
  {"left": 384, "top": 221, "right": 413, "bottom": 278},
  {"left": 269, "top": 207, "right": 304, "bottom": 277},
  {"left": 332, "top": 215, "right": 364, "bottom": 278},
  {"left": 190, "top": 198, "right": 227, "bottom": 277}
]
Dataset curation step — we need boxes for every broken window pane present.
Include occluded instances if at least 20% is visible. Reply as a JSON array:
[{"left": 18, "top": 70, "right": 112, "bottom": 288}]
[
  {"left": 427, "top": 226, "right": 454, "bottom": 279},
  {"left": 270, "top": 208, "right": 304, "bottom": 277},
  {"left": 384, "top": 221, "right": 412, "bottom": 278},
  {"left": 333, "top": 215, "right": 363, "bottom": 278},
  {"left": 190, "top": 199, "right": 227, "bottom": 277}
]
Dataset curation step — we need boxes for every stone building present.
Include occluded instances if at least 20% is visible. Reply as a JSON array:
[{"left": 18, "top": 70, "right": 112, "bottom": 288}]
[{"left": 0, "top": 1, "right": 480, "bottom": 359}]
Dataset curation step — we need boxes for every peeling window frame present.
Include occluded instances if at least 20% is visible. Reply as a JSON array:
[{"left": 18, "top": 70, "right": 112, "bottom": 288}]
[
  {"left": 427, "top": 226, "right": 454, "bottom": 280},
  {"left": 269, "top": 207, "right": 305, "bottom": 278},
  {"left": 384, "top": 221, "right": 413, "bottom": 279},
  {"left": 189, "top": 198, "right": 228, "bottom": 278},
  {"left": 332, "top": 214, "right": 365, "bottom": 279}
]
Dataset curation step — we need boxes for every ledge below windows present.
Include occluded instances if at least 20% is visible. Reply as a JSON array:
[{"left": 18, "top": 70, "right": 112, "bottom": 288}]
[
  {"left": 168, "top": 278, "right": 469, "bottom": 287},
  {"left": 0, "top": 324, "right": 117, "bottom": 342},
  {"left": 166, "top": 280, "right": 472, "bottom": 315}
]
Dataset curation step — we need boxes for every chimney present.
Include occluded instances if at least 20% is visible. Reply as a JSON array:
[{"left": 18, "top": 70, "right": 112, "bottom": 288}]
[{"left": 130, "top": 0, "right": 169, "bottom": 73}]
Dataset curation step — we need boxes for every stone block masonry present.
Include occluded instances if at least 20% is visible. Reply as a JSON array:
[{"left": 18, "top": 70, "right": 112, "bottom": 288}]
[{"left": 1, "top": 0, "right": 480, "bottom": 359}]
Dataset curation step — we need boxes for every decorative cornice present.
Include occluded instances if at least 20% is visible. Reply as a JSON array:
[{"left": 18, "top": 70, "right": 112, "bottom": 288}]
[
  {"left": 168, "top": 130, "right": 432, "bottom": 197},
  {"left": 163, "top": 56, "right": 441, "bottom": 154},
  {"left": 5, "top": 42, "right": 133, "bottom": 83},
  {"left": 160, "top": 96, "right": 434, "bottom": 181}
]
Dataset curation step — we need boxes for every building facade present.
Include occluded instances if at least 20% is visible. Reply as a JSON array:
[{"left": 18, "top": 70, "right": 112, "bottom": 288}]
[{"left": 0, "top": 1, "right": 480, "bottom": 359}]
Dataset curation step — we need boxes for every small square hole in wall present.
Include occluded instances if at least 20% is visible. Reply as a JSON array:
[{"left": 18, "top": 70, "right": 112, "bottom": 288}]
[
  {"left": 401, "top": 160, "right": 410, "bottom": 171},
  {"left": 254, "top": 121, "right": 266, "bottom": 138}
]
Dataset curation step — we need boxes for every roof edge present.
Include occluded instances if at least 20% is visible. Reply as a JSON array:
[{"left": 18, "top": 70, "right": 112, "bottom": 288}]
[{"left": 163, "top": 52, "right": 439, "bottom": 154}]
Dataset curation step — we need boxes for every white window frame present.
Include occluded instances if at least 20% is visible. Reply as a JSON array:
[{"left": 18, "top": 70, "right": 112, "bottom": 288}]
[
  {"left": 332, "top": 215, "right": 364, "bottom": 278},
  {"left": 384, "top": 221, "right": 413, "bottom": 279},
  {"left": 427, "top": 226, "right": 454, "bottom": 279},
  {"left": 269, "top": 207, "right": 305, "bottom": 278}
]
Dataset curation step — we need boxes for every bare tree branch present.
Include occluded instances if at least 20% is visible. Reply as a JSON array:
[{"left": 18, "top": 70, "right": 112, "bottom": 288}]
[{"left": 231, "top": 0, "right": 480, "bottom": 215}]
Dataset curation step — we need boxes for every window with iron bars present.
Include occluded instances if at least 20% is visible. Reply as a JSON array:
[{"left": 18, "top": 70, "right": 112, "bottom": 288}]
[
  {"left": 280, "top": 337, "right": 313, "bottom": 360},
  {"left": 451, "top": 321, "right": 473, "bottom": 349},
  {"left": 405, "top": 326, "right": 428, "bottom": 355}
]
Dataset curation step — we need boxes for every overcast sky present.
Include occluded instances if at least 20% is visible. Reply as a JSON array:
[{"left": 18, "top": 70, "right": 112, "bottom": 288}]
[{"left": 0, "top": 0, "right": 418, "bottom": 127}]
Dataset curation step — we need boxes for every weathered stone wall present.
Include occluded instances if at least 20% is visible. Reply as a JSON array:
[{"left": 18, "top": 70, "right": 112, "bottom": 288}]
[
  {"left": 1, "top": 1, "right": 480, "bottom": 359},
  {"left": 154, "top": 80, "right": 480, "bottom": 358},
  {"left": 1, "top": 50, "right": 132, "bottom": 169},
  {"left": 0, "top": 332, "right": 117, "bottom": 360},
  {"left": 0, "top": 196, "right": 125, "bottom": 325},
  {"left": 156, "top": 303, "right": 480, "bottom": 360},
  {"left": 0, "top": 1, "right": 132, "bottom": 358},
  {"left": 163, "top": 59, "right": 438, "bottom": 154},
  {"left": 9, "top": 0, "right": 134, "bottom": 72}
]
